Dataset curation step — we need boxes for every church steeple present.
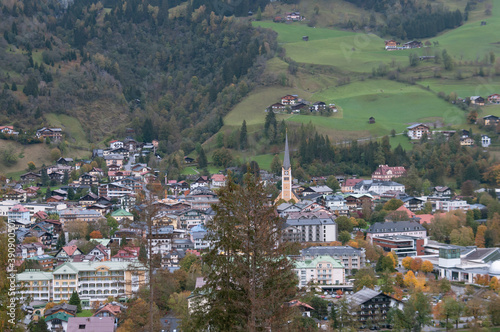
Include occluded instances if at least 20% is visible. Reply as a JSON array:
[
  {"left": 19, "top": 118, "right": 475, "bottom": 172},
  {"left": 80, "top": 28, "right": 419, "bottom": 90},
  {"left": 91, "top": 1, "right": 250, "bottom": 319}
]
[{"left": 283, "top": 132, "right": 291, "bottom": 170}]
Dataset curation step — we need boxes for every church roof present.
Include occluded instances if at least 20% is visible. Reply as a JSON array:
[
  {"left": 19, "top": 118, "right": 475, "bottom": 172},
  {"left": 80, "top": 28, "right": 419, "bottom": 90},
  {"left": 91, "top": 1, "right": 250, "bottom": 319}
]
[{"left": 283, "top": 132, "right": 291, "bottom": 170}]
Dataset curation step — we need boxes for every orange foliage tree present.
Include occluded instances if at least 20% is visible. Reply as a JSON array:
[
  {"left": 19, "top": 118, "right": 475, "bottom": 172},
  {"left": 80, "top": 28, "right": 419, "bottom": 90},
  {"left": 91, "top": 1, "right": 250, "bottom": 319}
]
[
  {"left": 474, "top": 274, "right": 489, "bottom": 286},
  {"left": 490, "top": 276, "right": 499, "bottom": 291},
  {"left": 388, "top": 252, "right": 398, "bottom": 269},
  {"left": 475, "top": 225, "right": 487, "bottom": 248},
  {"left": 89, "top": 230, "right": 103, "bottom": 239},
  {"left": 410, "top": 257, "right": 423, "bottom": 271}
]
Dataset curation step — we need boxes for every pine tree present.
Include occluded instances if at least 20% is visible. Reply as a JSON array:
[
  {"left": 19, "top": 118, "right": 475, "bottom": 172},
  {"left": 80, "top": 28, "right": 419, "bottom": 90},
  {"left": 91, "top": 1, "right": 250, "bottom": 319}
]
[
  {"left": 239, "top": 120, "right": 247, "bottom": 150},
  {"left": 67, "top": 187, "right": 75, "bottom": 201},
  {"left": 190, "top": 173, "right": 297, "bottom": 330},
  {"left": 56, "top": 230, "right": 66, "bottom": 250},
  {"left": 69, "top": 291, "right": 82, "bottom": 313},
  {"left": 45, "top": 187, "right": 51, "bottom": 200},
  {"left": 11, "top": 82, "right": 17, "bottom": 91},
  {"left": 198, "top": 147, "right": 207, "bottom": 169}
]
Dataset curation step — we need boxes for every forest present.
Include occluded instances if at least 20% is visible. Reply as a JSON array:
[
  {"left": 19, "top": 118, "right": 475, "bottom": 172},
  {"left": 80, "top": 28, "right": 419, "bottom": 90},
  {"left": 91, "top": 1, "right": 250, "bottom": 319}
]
[
  {"left": 0, "top": 0, "right": 278, "bottom": 153},
  {"left": 343, "top": 0, "right": 464, "bottom": 39}
]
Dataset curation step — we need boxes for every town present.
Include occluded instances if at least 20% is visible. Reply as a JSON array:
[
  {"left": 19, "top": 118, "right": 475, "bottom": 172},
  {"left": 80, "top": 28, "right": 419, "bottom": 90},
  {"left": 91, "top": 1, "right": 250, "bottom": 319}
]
[{"left": 4, "top": 129, "right": 500, "bottom": 331}]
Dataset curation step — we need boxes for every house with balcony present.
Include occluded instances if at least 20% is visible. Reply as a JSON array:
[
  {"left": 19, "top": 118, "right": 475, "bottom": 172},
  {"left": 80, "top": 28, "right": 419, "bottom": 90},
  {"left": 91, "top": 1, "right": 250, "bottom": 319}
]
[
  {"left": 300, "top": 245, "right": 366, "bottom": 275},
  {"left": 293, "top": 255, "right": 345, "bottom": 288}
]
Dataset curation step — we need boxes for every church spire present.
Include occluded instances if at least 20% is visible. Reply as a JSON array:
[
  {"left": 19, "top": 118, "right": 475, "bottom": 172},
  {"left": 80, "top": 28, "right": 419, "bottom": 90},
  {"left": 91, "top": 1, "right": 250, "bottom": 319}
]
[{"left": 283, "top": 131, "right": 291, "bottom": 170}]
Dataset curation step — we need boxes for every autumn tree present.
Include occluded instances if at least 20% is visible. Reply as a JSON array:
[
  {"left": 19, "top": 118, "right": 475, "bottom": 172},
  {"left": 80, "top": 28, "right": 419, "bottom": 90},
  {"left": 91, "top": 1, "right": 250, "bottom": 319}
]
[
  {"left": 388, "top": 291, "right": 432, "bottom": 332},
  {"left": 117, "top": 298, "right": 161, "bottom": 332},
  {"left": 402, "top": 256, "right": 413, "bottom": 270},
  {"left": 89, "top": 230, "right": 103, "bottom": 239},
  {"left": 436, "top": 296, "right": 464, "bottom": 330},
  {"left": 465, "top": 297, "right": 485, "bottom": 331},
  {"left": 421, "top": 260, "right": 434, "bottom": 273},
  {"left": 190, "top": 173, "right": 297, "bottom": 331},
  {"left": 475, "top": 224, "right": 487, "bottom": 248},
  {"left": 410, "top": 257, "right": 422, "bottom": 272},
  {"left": 353, "top": 268, "right": 377, "bottom": 292},
  {"left": 450, "top": 226, "right": 474, "bottom": 246},
  {"left": 383, "top": 199, "right": 404, "bottom": 211}
]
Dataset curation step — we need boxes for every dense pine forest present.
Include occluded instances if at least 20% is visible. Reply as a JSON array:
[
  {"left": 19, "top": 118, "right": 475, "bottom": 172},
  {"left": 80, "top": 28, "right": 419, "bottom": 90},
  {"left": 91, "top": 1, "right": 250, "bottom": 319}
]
[
  {"left": 0, "top": 0, "right": 277, "bottom": 153},
  {"left": 343, "top": 0, "right": 464, "bottom": 39}
]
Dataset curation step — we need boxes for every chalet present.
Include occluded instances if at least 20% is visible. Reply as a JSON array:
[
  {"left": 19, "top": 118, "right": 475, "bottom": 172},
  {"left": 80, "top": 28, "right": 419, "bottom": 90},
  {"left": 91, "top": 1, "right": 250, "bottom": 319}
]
[
  {"left": 460, "top": 137, "right": 475, "bottom": 146},
  {"left": 108, "top": 170, "right": 131, "bottom": 182},
  {"left": 111, "top": 246, "right": 140, "bottom": 261},
  {"left": 368, "top": 117, "right": 375, "bottom": 124},
  {"left": 122, "top": 138, "right": 139, "bottom": 151},
  {"left": 106, "top": 147, "right": 130, "bottom": 158},
  {"left": 88, "top": 167, "right": 104, "bottom": 178},
  {"left": 46, "top": 195, "right": 65, "bottom": 203},
  {"left": 345, "top": 194, "right": 373, "bottom": 211},
  {"left": 0, "top": 125, "right": 18, "bottom": 135},
  {"left": 109, "top": 140, "right": 123, "bottom": 149},
  {"left": 349, "top": 288, "right": 403, "bottom": 329},
  {"left": 407, "top": 123, "right": 430, "bottom": 140},
  {"left": 291, "top": 103, "right": 309, "bottom": 112},
  {"left": 211, "top": 174, "right": 226, "bottom": 188},
  {"left": 107, "top": 164, "right": 121, "bottom": 172},
  {"left": 384, "top": 39, "right": 399, "bottom": 50},
  {"left": 16, "top": 242, "right": 44, "bottom": 259},
  {"left": 488, "top": 94, "right": 500, "bottom": 104},
  {"left": 5, "top": 189, "right": 27, "bottom": 202},
  {"left": 372, "top": 165, "right": 406, "bottom": 181},
  {"left": 36, "top": 127, "right": 62, "bottom": 140},
  {"left": 49, "top": 171, "right": 64, "bottom": 182},
  {"left": 191, "top": 176, "right": 210, "bottom": 190},
  {"left": 341, "top": 178, "right": 363, "bottom": 193},
  {"left": 184, "top": 156, "right": 194, "bottom": 164},
  {"left": 401, "top": 197, "right": 426, "bottom": 212},
  {"left": 26, "top": 186, "right": 40, "bottom": 198},
  {"left": 88, "top": 244, "right": 111, "bottom": 261},
  {"left": 54, "top": 245, "right": 83, "bottom": 260},
  {"left": 403, "top": 40, "right": 422, "bottom": 49},
  {"left": 44, "top": 303, "right": 77, "bottom": 332},
  {"left": 56, "top": 157, "right": 73, "bottom": 165},
  {"left": 470, "top": 96, "right": 485, "bottom": 105},
  {"left": 98, "top": 183, "right": 134, "bottom": 198},
  {"left": 104, "top": 154, "right": 124, "bottom": 167},
  {"left": 310, "top": 101, "right": 327, "bottom": 111},
  {"left": 286, "top": 11, "right": 301, "bottom": 21},
  {"left": 482, "top": 135, "right": 491, "bottom": 148},
  {"left": 20, "top": 172, "right": 41, "bottom": 184},
  {"left": 111, "top": 208, "right": 134, "bottom": 222},
  {"left": 483, "top": 115, "right": 500, "bottom": 126},
  {"left": 79, "top": 192, "right": 98, "bottom": 207},
  {"left": 431, "top": 186, "right": 452, "bottom": 197},
  {"left": 79, "top": 173, "right": 99, "bottom": 186},
  {"left": 270, "top": 103, "right": 286, "bottom": 112},
  {"left": 281, "top": 94, "right": 298, "bottom": 106}
]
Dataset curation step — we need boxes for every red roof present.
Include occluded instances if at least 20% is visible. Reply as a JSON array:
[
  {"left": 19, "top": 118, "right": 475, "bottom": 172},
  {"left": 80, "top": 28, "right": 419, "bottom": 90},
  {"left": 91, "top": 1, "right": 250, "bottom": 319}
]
[
  {"left": 10, "top": 204, "right": 29, "bottom": 212},
  {"left": 62, "top": 245, "right": 80, "bottom": 256},
  {"left": 113, "top": 247, "right": 140, "bottom": 258},
  {"left": 342, "top": 178, "right": 363, "bottom": 187},
  {"left": 211, "top": 174, "right": 226, "bottom": 182},
  {"left": 396, "top": 205, "right": 415, "bottom": 218},
  {"left": 372, "top": 165, "right": 407, "bottom": 177},
  {"left": 416, "top": 214, "right": 434, "bottom": 224}
]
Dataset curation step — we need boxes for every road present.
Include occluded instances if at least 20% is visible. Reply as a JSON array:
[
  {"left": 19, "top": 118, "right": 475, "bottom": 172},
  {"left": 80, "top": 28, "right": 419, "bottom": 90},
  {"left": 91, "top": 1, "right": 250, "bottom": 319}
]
[{"left": 160, "top": 313, "right": 179, "bottom": 332}]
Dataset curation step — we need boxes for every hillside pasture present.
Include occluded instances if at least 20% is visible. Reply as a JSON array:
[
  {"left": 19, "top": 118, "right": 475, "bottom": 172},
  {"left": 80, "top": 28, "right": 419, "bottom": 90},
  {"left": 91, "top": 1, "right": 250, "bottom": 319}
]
[{"left": 0, "top": 140, "right": 54, "bottom": 176}]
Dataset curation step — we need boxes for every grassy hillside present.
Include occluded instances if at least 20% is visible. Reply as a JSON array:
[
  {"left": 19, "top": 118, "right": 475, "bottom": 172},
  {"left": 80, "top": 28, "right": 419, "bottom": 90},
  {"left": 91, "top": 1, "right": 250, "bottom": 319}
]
[{"left": 0, "top": 141, "right": 53, "bottom": 177}]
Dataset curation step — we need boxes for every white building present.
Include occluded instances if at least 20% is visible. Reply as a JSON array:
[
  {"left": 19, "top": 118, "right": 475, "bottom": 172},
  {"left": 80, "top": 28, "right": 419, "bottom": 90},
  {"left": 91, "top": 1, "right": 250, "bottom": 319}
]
[
  {"left": 283, "top": 217, "right": 337, "bottom": 243},
  {"left": 366, "top": 220, "right": 427, "bottom": 242},
  {"left": 435, "top": 200, "right": 470, "bottom": 212},
  {"left": 352, "top": 180, "right": 405, "bottom": 195},
  {"left": 482, "top": 135, "right": 491, "bottom": 148},
  {"left": 293, "top": 255, "right": 345, "bottom": 288}
]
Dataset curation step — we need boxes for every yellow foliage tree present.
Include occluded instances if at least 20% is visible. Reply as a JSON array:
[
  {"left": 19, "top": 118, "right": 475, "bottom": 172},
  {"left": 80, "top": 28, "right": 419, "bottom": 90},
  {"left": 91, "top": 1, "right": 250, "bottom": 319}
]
[
  {"left": 402, "top": 256, "right": 413, "bottom": 270},
  {"left": 490, "top": 276, "right": 499, "bottom": 291},
  {"left": 421, "top": 260, "right": 434, "bottom": 273},
  {"left": 404, "top": 270, "right": 417, "bottom": 288},
  {"left": 388, "top": 252, "right": 398, "bottom": 269}
]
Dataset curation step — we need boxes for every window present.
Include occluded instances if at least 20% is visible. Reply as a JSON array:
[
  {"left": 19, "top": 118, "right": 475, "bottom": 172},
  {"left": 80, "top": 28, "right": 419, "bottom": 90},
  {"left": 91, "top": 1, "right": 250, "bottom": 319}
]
[{"left": 79, "top": 325, "right": 86, "bottom": 329}]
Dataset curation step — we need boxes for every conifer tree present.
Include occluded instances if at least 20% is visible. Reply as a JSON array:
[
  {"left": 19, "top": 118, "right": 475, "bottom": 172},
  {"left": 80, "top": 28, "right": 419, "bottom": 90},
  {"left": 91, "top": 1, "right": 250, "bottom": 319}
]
[
  {"left": 190, "top": 173, "right": 297, "bottom": 331},
  {"left": 69, "top": 291, "right": 82, "bottom": 313},
  {"left": 239, "top": 120, "right": 247, "bottom": 150},
  {"left": 198, "top": 147, "right": 207, "bottom": 169}
]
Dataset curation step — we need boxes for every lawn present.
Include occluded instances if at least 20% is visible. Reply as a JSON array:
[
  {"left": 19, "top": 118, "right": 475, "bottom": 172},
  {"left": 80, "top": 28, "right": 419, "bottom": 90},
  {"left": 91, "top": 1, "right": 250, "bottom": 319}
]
[
  {"left": 417, "top": 77, "right": 500, "bottom": 99},
  {"left": 45, "top": 113, "right": 89, "bottom": 148},
  {"left": 0, "top": 140, "right": 54, "bottom": 177},
  {"left": 76, "top": 310, "right": 93, "bottom": 317},
  {"left": 288, "top": 80, "right": 465, "bottom": 137}
]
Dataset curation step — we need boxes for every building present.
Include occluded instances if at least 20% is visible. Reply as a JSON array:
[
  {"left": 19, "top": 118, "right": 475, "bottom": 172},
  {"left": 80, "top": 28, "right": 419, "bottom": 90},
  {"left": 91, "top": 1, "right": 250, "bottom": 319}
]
[
  {"left": 67, "top": 317, "right": 116, "bottom": 332},
  {"left": 300, "top": 246, "right": 366, "bottom": 275},
  {"left": 45, "top": 303, "right": 77, "bottom": 332},
  {"left": 372, "top": 235, "right": 426, "bottom": 257},
  {"left": 371, "top": 165, "right": 406, "bottom": 181},
  {"left": 487, "top": 93, "right": 500, "bottom": 104},
  {"left": 8, "top": 204, "right": 31, "bottom": 226},
  {"left": 460, "top": 137, "right": 475, "bottom": 146},
  {"left": 483, "top": 115, "right": 500, "bottom": 126},
  {"left": 16, "top": 270, "right": 53, "bottom": 302},
  {"left": 366, "top": 220, "right": 427, "bottom": 242},
  {"left": 210, "top": 174, "right": 226, "bottom": 188},
  {"left": 302, "top": 185, "right": 333, "bottom": 197},
  {"left": 293, "top": 255, "right": 345, "bottom": 288},
  {"left": 482, "top": 135, "right": 491, "bottom": 148},
  {"left": 36, "top": 127, "right": 63, "bottom": 140},
  {"left": 352, "top": 180, "right": 405, "bottom": 195},
  {"left": 283, "top": 217, "right": 337, "bottom": 243},
  {"left": 348, "top": 288, "right": 403, "bottom": 329},
  {"left": 470, "top": 96, "right": 485, "bottom": 105},
  {"left": 275, "top": 133, "right": 299, "bottom": 203},
  {"left": 341, "top": 178, "right": 363, "bottom": 193},
  {"left": 384, "top": 39, "right": 399, "bottom": 50},
  {"left": 407, "top": 123, "right": 430, "bottom": 140},
  {"left": 435, "top": 200, "right": 470, "bottom": 212}
]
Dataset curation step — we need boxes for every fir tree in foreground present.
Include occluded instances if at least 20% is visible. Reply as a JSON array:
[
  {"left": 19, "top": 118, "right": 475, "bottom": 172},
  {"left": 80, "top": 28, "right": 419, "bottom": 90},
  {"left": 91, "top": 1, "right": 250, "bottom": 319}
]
[{"left": 188, "top": 172, "right": 297, "bottom": 331}]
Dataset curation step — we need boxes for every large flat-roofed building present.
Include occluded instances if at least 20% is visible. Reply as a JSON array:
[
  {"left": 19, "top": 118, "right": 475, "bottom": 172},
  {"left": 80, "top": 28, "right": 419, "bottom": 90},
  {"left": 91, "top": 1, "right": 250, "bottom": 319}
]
[
  {"left": 366, "top": 220, "right": 427, "bottom": 242},
  {"left": 283, "top": 217, "right": 337, "bottom": 243},
  {"left": 372, "top": 235, "right": 427, "bottom": 257}
]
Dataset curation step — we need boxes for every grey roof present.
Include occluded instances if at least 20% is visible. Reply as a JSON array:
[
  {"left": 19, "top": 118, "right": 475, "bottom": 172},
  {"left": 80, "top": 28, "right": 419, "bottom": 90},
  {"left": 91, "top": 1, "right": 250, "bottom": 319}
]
[
  {"left": 349, "top": 288, "right": 382, "bottom": 306},
  {"left": 465, "top": 248, "right": 500, "bottom": 263},
  {"left": 283, "top": 132, "right": 291, "bottom": 170},
  {"left": 286, "top": 217, "right": 336, "bottom": 227},
  {"left": 302, "top": 245, "right": 363, "bottom": 257},
  {"left": 367, "top": 220, "right": 425, "bottom": 233},
  {"left": 45, "top": 303, "right": 78, "bottom": 316}
]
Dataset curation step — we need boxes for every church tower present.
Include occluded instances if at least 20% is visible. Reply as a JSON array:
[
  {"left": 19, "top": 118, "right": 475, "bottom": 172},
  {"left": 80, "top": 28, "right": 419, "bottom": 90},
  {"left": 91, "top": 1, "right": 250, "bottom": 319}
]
[{"left": 276, "top": 132, "right": 298, "bottom": 203}]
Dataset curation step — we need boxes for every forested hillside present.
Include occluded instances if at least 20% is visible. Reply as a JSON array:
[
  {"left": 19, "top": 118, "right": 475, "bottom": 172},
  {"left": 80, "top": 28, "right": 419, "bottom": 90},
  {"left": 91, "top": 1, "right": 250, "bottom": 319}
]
[{"left": 0, "top": 0, "right": 277, "bottom": 153}]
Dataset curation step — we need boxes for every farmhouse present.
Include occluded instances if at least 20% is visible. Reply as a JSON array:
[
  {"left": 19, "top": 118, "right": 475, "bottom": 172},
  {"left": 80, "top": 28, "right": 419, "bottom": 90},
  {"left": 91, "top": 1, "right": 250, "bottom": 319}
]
[
  {"left": 310, "top": 101, "right": 327, "bottom": 111},
  {"left": 488, "top": 93, "right": 500, "bottom": 104},
  {"left": 0, "top": 125, "right": 18, "bottom": 135},
  {"left": 286, "top": 12, "right": 301, "bottom": 21},
  {"left": 483, "top": 115, "right": 500, "bottom": 126},
  {"left": 36, "top": 127, "right": 62, "bottom": 140},
  {"left": 403, "top": 40, "right": 422, "bottom": 49},
  {"left": 482, "top": 135, "right": 491, "bottom": 147},
  {"left": 460, "top": 137, "right": 475, "bottom": 146},
  {"left": 281, "top": 94, "right": 298, "bottom": 105},
  {"left": 270, "top": 102, "right": 286, "bottom": 112},
  {"left": 407, "top": 123, "right": 430, "bottom": 140},
  {"left": 470, "top": 96, "right": 485, "bottom": 105},
  {"left": 384, "top": 39, "right": 399, "bottom": 50}
]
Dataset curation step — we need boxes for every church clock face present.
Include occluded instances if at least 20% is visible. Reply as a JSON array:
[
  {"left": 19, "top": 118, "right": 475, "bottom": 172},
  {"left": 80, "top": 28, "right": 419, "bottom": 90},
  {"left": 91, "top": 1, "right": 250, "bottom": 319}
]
[{"left": 284, "top": 171, "right": 289, "bottom": 175}]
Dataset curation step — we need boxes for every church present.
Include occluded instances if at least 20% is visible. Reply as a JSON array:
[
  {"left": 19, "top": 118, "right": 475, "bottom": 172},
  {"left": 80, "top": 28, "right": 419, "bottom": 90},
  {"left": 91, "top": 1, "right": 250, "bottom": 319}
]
[{"left": 275, "top": 133, "right": 299, "bottom": 203}]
